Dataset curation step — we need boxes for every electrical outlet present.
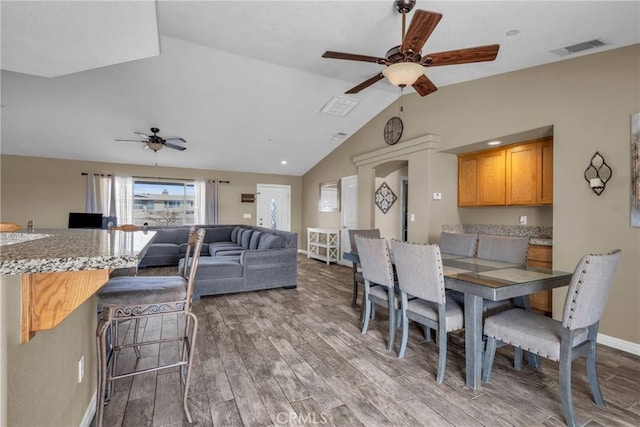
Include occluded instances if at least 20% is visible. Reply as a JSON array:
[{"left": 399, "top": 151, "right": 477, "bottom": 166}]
[
  {"left": 78, "top": 355, "right": 84, "bottom": 383},
  {"left": 519, "top": 215, "right": 527, "bottom": 225},
  {"left": 433, "top": 192, "right": 442, "bottom": 200},
  {"left": 410, "top": 214, "right": 415, "bottom": 222}
]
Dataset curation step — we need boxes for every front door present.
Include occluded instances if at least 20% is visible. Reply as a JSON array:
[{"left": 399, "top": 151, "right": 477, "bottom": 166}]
[{"left": 256, "top": 184, "right": 291, "bottom": 231}]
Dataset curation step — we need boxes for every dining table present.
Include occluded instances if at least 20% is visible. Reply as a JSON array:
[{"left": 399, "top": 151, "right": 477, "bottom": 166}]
[{"left": 344, "top": 250, "right": 574, "bottom": 390}]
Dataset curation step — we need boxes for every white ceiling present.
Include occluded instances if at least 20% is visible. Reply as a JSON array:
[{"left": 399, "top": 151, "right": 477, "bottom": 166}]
[{"left": 2, "top": 1, "right": 639, "bottom": 176}]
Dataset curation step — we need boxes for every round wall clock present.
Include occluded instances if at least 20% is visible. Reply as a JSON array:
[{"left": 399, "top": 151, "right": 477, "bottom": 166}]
[{"left": 384, "top": 116, "right": 403, "bottom": 145}]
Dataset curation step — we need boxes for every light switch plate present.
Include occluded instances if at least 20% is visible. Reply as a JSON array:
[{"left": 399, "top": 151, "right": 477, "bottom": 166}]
[{"left": 243, "top": 213, "right": 252, "bottom": 219}]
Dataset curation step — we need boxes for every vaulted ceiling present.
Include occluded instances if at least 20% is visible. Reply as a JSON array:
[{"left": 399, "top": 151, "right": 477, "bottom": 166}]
[{"left": 2, "top": 1, "right": 639, "bottom": 175}]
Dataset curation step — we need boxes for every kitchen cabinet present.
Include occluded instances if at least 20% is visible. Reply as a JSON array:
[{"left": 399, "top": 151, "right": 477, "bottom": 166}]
[
  {"left": 526, "top": 244, "right": 553, "bottom": 314},
  {"left": 506, "top": 137, "right": 553, "bottom": 205},
  {"left": 458, "top": 138, "right": 553, "bottom": 207},
  {"left": 457, "top": 148, "right": 505, "bottom": 206}
]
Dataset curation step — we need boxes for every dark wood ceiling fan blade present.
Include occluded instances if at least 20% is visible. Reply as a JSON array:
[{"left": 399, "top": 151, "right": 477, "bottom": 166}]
[
  {"left": 164, "top": 142, "right": 187, "bottom": 151},
  {"left": 422, "top": 44, "right": 500, "bottom": 66},
  {"left": 322, "top": 51, "right": 386, "bottom": 64},
  {"left": 164, "top": 137, "right": 186, "bottom": 143},
  {"left": 400, "top": 10, "right": 442, "bottom": 54},
  {"left": 412, "top": 74, "right": 438, "bottom": 97},
  {"left": 345, "top": 73, "right": 385, "bottom": 94}
]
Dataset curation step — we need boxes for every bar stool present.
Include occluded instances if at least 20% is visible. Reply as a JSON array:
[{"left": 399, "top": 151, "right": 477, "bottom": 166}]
[{"left": 95, "top": 228, "right": 205, "bottom": 426}]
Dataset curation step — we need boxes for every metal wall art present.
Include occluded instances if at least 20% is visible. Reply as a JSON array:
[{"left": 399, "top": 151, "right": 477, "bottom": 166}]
[
  {"left": 583, "top": 151, "right": 612, "bottom": 196},
  {"left": 375, "top": 181, "right": 397, "bottom": 214}
]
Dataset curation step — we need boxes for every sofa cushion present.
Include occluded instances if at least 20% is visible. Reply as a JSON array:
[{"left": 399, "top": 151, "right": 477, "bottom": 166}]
[
  {"left": 193, "top": 257, "right": 244, "bottom": 278},
  {"left": 240, "top": 229, "right": 254, "bottom": 249},
  {"left": 258, "top": 234, "right": 284, "bottom": 249},
  {"left": 153, "top": 229, "right": 184, "bottom": 244},
  {"left": 147, "top": 243, "right": 181, "bottom": 256},
  {"left": 249, "top": 231, "right": 263, "bottom": 250},
  {"left": 205, "top": 227, "right": 233, "bottom": 243},
  {"left": 231, "top": 226, "right": 242, "bottom": 243}
]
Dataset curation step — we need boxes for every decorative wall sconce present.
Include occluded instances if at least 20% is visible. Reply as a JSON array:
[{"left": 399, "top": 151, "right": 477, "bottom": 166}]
[{"left": 584, "top": 152, "right": 612, "bottom": 195}]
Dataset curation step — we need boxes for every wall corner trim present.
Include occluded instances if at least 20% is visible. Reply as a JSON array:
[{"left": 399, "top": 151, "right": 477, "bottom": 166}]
[{"left": 353, "top": 134, "right": 440, "bottom": 167}]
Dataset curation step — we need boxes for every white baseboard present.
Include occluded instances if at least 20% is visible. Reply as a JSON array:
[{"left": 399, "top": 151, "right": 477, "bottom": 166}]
[
  {"left": 598, "top": 333, "right": 640, "bottom": 356},
  {"left": 298, "top": 249, "right": 307, "bottom": 255},
  {"left": 80, "top": 390, "right": 97, "bottom": 427}
]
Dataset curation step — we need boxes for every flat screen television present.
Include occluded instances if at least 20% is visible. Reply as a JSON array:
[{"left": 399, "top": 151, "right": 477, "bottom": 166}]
[{"left": 68, "top": 212, "right": 103, "bottom": 229}]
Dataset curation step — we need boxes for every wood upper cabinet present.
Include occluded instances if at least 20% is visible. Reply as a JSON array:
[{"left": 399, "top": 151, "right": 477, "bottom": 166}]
[
  {"left": 538, "top": 139, "right": 554, "bottom": 204},
  {"left": 458, "top": 153, "right": 480, "bottom": 206},
  {"left": 458, "top": 148, "right": 505, "bottom": 206},
  {"left": 479, "top": 149, "right": 506, "bottom": 205},
  {"left": 459, "top": 137, "right": 553, "bottom": 207},
  {"left": 506, "top": 137, "right": 553, "bottom": 205}
]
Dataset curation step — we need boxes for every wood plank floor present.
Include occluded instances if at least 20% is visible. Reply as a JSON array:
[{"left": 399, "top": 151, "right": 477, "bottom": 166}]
[{"left": 99, "top": 254, "right": 640, "bottom": 426}]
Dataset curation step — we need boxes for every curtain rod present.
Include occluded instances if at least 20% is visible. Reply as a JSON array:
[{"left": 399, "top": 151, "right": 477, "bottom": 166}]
[
  {"left": 133, "top": 175, "right": 230, "bottom": 184},
  {"left": 81, "top": 173, "right": 230, "bottom": 184}
]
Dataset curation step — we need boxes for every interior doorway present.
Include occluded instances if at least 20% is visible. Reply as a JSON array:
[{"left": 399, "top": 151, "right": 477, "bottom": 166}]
[{"left": 340, "top": 175, "right": 358, "bottom": 263}]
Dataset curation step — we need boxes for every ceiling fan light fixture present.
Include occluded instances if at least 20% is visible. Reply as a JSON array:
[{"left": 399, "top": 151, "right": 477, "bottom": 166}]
[
  {"left": 382, "top": 62, "right": 424, "bottom": 87},
  {"left": 147, "top": 141, "right": 163, "bottom": 152}
]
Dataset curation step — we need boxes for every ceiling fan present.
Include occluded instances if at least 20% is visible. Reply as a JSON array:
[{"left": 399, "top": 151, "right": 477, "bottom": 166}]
[
  {"left": 115, "top": 127, "right": 187, "bottom": 152},
  {"left": 322, "top": 0, "right": 500, "bottom": 97}
]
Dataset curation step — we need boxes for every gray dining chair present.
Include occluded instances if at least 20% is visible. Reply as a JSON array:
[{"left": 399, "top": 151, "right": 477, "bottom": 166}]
[
  {"left": 355, "top": 235, "right": 399, "bottom": 352},
  {"left": 391, "top": 239, "right": 464, "bottom": 383},
  {"left": 95, "top": 228, "right": 206, "bottom": 426},
  {"left": 477, "top": 234, "right": 530, "bottom": 264},
  {"left": 482, "top": 249, "right": 622, "bottom": 427},
  {"left": 348, "top": 229, "right": 381, "bottom": 307},
  {"left": 438, "top": 231, "right": 478, "bottom": 257}
]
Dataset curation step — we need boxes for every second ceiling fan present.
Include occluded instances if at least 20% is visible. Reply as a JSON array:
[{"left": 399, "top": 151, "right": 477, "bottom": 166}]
[{"left": 322, "top": 0, "right": 500, "bottom": 97}]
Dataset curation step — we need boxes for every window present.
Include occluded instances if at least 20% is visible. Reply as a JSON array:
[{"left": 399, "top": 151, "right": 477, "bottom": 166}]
[{"left": 133, "top": 179, "right": 195, "bottom": 226}]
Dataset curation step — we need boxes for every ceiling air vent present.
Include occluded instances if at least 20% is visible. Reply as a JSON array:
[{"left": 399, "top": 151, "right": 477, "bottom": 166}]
[{"left": 551, "top": 39, "right": 607, "bottom": 57}]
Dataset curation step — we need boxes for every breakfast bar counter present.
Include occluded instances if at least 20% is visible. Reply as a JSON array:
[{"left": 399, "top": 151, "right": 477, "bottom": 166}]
[{"left": 0, "top": 228, "right": 155, "bottom": 342}]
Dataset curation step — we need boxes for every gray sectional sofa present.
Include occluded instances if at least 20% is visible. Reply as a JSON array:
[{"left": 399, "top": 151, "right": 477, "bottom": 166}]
[{"left": 139, "top": 225, "right": 297, "bottom": 298}]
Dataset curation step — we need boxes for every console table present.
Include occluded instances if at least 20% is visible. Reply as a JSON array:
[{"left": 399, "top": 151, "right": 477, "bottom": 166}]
[{"left": 307, "top": 228, "right": 339, "bottom": 264}]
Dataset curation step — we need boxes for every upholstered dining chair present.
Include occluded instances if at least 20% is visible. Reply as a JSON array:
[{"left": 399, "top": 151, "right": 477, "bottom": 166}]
[
  {"left": 95, "top": 228, "right": 206, "bottom": 426},
  {"left": 482, "top": 249, "right": 622, "bottom": 427},
  {"left": 438, "top": 231, "right": 478, "bottom": 257},
  {"left": 391, "top": 239, "right": 464, "bottom": 383},
  {"left": 355, "top": 235, "right": 398, "bottom": 352},
  {"left": 477, "top": 234, "right": 530, "bottom": 264},
  {"left": 348, "top": 229, "right": 381, "bottom": 307}
]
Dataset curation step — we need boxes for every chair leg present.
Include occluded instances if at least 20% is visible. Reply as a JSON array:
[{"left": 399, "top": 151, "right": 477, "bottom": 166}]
[
  {"left": 181, "top": 312, "right": 199, "bottom": 423},
  {"left": 482, "top": 336, "right": 497, "bottom": 383},
  {"left": 96, "top": 317, "right": 111, "bottom": 427},
  {"left": 424, "top": 327, "right": 432, "bottom": 342},
  {"left": 514, "top": 347, "right": 523, "bottom": 371},
  {"left": 387, "top": 288, "right": 396, "bottom": 352},
  {"left": 361, "top": 297, "right": 371, "bottom": 334},
  {"left": 398, "top": 309, "right": 409, "bottom": 358},
  {"left": 436, "top": 323, "right": 447, "bottom": 384},
  {"left": 559, "top": 339, "right": 578, "bottom": 427},
  {"left": 586, "top": 324, "right": 605, "bottom": 407}
]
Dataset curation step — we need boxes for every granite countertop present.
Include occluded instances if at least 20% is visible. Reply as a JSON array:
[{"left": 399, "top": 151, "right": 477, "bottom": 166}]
[
  {"left": 442, "top": 224, "right": 553, "bottom": 246},
  {"left": 0, "top": 228, "right": 156, "bottom": 275}
]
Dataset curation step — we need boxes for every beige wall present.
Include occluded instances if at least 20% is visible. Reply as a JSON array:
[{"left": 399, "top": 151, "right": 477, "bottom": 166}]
[
  {"left": 0, "top": 155, "right": 302, "bottom": 426},
  {"left": 0, "top": 155, "right": 302, "bottom": 235},
  {"left": 302, "top": 44, "right": 640, "bottom": 345}
]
